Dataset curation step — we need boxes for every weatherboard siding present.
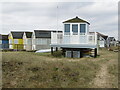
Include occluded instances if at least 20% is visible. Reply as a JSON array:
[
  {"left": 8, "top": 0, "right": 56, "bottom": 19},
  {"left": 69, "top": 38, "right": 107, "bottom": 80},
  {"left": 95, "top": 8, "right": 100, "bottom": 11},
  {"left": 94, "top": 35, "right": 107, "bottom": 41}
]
[
  {"left": 13, "top": 44, "right": 24, "bottom": 50},
  {"left": 34, "top": 38, "right": 51, "bottom": 50},
  {"left": 23, "top": 38, "right": 32, "bottom": 51},
  {"left": 18, "top": 39, "right": 23, "bottom": 44}
]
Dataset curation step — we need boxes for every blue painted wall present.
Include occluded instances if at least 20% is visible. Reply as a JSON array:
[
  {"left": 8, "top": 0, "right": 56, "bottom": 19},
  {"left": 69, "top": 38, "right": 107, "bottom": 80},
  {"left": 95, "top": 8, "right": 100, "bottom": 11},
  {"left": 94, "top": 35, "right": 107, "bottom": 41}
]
[
  {"left": 2, "top": 40, "right": 9, "bottom": 49},
  {"left": 2, "top": 40, "right": 9, "bottom": 44}
]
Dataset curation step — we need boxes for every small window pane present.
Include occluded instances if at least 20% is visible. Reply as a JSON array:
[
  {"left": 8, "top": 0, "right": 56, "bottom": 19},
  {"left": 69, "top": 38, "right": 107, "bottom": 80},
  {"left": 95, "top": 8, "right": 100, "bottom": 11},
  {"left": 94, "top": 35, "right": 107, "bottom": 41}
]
[
  {"left": 64, "top": 24, "right": 70, "bottom": 35},
  {"left": 80, "top": 24, "right": 86, "bottom": 34},
  {"left": 14, "top": 39, "right": 18, "bottom": 44},
  {"left": 64, "top": 24, "right": 70, "bottom": 32},
  {"left": 72, "top": 24, "right": 78, "bottom": 32},
  {"left": 72, "top": 24, "right": 78, "bottom": 35},
  {"left": 9, "top": 39, "right": 12, "bottom": 44}
]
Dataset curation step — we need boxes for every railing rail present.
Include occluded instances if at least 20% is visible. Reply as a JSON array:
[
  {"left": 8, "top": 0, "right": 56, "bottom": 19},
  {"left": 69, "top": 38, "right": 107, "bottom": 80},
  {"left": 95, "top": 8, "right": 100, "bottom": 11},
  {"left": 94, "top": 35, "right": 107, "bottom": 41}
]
[{"left": 63, "top": 34, "right": 96, "bottom": 44}]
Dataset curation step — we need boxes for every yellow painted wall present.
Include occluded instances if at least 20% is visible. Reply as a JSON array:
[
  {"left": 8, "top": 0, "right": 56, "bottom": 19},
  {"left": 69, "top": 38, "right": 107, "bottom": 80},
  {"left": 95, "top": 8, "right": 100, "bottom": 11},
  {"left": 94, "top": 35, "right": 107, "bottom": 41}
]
[
  {"left": 13, "top": 39, "right": 23, "bottom": 50},
  {"left": 13, "top": 44, "right": 24, "bottom": 50},
  {"left": 18, "top": 39, "right": 23, "bottom": 44}
]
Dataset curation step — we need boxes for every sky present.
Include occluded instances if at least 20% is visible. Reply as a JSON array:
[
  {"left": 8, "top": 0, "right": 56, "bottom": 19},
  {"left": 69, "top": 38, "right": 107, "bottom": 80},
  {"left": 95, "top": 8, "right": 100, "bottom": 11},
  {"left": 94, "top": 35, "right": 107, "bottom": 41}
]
[{"left": 0, "top": 1, "right": 118, "bottom": 39}]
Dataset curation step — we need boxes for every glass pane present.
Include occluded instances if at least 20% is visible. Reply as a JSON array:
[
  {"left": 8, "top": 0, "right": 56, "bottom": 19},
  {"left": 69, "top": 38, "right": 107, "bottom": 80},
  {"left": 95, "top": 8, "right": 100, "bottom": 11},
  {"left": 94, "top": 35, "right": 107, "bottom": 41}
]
[
  {"left": 64, "top": 24, "right": 70, "bottom": 32},
  {"left": 80, "top": 24, "right": 86, "bottom": 33},
  {"left": 14, "top": 39, "right": 18, "bottom": 44},
  {"left": 72, "top": 24, "right": 78, "bottom": 35},
  {"left": 72, "top": 24, "right": 78, "bottom": 32}
]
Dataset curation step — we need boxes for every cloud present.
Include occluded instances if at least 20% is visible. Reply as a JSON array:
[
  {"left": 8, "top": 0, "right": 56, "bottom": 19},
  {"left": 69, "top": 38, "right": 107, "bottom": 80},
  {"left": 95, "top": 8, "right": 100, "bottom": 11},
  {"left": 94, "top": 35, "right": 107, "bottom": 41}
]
[{"left": 0, "top": 2, "right": 118, "bottom": 39}]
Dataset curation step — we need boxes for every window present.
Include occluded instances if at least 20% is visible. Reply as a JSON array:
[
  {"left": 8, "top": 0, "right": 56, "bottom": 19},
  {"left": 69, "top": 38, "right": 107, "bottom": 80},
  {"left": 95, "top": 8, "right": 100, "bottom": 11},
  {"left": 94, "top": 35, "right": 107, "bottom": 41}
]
[
  {"left": 72, "top": 24, "right": 78, "bottom": 35},
  {"left": 9, "top": 39, "right": 12, "bottom": 44},
  {"left": 64, "top": 24, "right": 70, "bottom": 35},
  {"left": 14, "top": 39, "right": 18, "bottom": 44},
  {"left": 80, "top": 24, "right": 86, "bottom": 34}
]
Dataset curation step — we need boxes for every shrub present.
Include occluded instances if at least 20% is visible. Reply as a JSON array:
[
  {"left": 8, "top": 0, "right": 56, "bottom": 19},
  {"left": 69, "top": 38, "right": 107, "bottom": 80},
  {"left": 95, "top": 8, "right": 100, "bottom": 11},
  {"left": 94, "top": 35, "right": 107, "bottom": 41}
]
[{"left": 53, "top": 51, "right": 63, "bottom": 58}]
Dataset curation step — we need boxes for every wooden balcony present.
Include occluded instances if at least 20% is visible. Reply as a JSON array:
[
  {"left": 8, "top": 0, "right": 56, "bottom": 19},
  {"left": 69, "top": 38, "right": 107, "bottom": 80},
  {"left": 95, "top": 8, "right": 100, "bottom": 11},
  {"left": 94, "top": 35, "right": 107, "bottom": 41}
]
[{"left": 51, "top": 32, "right": 98, "bottom": 49}]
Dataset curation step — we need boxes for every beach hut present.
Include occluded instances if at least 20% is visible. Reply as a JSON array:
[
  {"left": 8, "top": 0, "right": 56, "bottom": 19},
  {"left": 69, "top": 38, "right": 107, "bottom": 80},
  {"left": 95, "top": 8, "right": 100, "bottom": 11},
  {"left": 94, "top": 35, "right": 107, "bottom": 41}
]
[
  {"left": 89, "top": 32, "right": 108, "bottom": 48},
  {"left": 32, "top": 30, "right": 52, "bottom": 50},
  {"left": 0, "top": 34, "right": 9, "bottom": 50},
  {"left": 8, "top": 31, "right": 24, "bottom": 50},
  {"left": 107, "top": 37, "right": 116, "bottom": 47},
  {"left": 23, "top": 32, "right": 33, "bottom": 51},
  {"left": 32, "top": 30, "right": 62, "bottom": 51},
  {"left": 51, "top": 16, "right": 98, "bottom": 58}
]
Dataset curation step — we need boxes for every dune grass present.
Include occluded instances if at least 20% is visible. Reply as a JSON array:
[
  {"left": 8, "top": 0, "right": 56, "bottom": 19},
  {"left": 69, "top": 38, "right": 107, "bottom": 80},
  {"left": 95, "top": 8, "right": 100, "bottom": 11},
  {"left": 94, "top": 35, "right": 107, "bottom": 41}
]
[{"left": 2, "top": 48, "right": 118, "bottom": 88}]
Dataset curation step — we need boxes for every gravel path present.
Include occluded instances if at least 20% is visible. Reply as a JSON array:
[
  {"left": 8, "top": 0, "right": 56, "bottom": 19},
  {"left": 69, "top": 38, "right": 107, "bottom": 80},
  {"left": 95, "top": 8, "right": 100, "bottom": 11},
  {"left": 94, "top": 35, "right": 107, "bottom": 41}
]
[{"left": 91, "top": 59, "right": 115, "bottom": 88}]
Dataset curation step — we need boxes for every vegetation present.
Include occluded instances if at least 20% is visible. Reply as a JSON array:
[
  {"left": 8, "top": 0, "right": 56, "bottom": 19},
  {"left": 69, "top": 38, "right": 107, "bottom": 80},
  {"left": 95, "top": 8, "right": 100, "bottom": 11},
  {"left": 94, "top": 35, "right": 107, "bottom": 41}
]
[
  {"left": 108, "top": 60, "right": 118, "bottom": 88},
  {"left": 2, "top": 48, "right": 118, "bottom": 88}
]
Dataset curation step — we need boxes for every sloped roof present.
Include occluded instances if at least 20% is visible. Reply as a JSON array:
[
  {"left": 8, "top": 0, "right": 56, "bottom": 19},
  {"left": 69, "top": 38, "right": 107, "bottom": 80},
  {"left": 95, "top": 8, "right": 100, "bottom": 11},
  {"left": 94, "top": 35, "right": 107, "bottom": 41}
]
[
  {"left": 89, "top": 32, "right": 108, "bottom": 40},
  {"left": 63, "top": 16, "right": 90, "bottom": 24},
  {"left": 108, "top": 37, "right": 116, "bottom": 41},
  {"left": 34, "top": 30, "right": 51, "bottom": 38},
  {"left": 97, "top": 32, "right": 108, "bottom": 40},
  {"left": 11, "top": 32, "right": 24, "bottom": 39},
  {"left": 25, "top": 32, "right": 33, "bottom": 38},
  {"left": 0, "top": 34, "right": 9, "bottom": 40}
]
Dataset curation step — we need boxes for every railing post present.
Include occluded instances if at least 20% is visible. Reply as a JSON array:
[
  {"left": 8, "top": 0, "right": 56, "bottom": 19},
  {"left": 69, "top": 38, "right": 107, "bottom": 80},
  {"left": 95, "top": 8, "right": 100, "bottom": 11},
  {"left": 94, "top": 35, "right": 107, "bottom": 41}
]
[{"left": 95, "top": 32, "right": 97, "bottom": 45}]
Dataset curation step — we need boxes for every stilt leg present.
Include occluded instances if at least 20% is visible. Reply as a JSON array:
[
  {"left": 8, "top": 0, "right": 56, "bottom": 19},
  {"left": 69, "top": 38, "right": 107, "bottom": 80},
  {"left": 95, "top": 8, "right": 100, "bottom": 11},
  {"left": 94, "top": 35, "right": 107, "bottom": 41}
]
[
  {"left": 51, "top": 47, "right": 53, "bottom": 55},
  {"left": 94, "top": 48, "right": 97, "bottom": 58}
]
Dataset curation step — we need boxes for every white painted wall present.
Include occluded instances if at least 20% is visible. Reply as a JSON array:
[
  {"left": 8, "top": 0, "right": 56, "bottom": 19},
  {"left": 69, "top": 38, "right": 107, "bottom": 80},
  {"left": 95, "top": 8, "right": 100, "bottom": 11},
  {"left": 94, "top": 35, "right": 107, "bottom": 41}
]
[
  {"left": 0, "top": 40, "right": 2, "bottom": 44},
  {"left": 51, "top": 31, "right": 63, "bottom": 44},
  {"left": 23, "top": 33, "right": 32, "bottom": 50},
  {"left": 32, "top": 32, "right": 36, "bottom": 50},
  {"left": 9, "top": 45, "right": 13, "bottom": 49},
  {"left": 99, "top": 41, "right": 105, "bottom": 47}
]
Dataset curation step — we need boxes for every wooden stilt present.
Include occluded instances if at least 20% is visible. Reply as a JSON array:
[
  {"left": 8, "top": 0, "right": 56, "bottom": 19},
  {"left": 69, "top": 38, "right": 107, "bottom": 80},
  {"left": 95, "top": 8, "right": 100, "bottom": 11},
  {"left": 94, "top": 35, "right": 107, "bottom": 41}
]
[
  {"left": 51, "top": 47, "right": 53, "bottom": 55},
  {"left": 56, "top": 47, "right": 58, "bottom": 51},
  {"left": 62, "top": 48, "right": 65, "bottom": 57},
  {"left": 80, "top": 50, "right": 82, "bottom": 58},
  {"left": 71, "top": 49, "right": 73, "bottom": 58},
  {"left": 94, "top": 48, "right": 97, "bottom": 58}
]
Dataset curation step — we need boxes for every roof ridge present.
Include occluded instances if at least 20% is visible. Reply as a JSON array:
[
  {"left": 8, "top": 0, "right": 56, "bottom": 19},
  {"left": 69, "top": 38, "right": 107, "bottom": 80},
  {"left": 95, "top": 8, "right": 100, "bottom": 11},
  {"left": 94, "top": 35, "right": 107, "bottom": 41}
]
[{"left": 63, "top": 16, "right": 90, "bottom": 24}]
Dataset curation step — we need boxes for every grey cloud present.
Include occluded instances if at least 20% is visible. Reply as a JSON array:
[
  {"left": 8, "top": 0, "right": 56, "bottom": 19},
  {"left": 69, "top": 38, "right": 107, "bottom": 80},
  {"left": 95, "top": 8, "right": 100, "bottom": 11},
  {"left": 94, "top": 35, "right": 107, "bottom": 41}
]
[{"left": 0, "top": 2, "right": 118, "bottom": 39}]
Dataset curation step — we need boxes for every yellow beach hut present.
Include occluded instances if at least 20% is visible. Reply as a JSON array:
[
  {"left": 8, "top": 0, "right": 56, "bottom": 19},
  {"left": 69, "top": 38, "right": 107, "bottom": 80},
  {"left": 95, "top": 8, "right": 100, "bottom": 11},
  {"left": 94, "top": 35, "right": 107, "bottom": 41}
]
[{"left": 9, "top": 31, "right": 24, "bottom": 50}]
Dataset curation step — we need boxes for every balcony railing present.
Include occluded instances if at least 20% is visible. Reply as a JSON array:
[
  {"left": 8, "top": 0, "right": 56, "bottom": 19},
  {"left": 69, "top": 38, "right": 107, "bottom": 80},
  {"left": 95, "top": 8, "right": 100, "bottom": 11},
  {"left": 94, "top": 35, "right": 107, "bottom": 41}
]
[
  {"left": 63, "top": 35, "right": 96, "bottom": 44},
  {"left": 51, "top": 32, "right": 97, "bottom": 45}
]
